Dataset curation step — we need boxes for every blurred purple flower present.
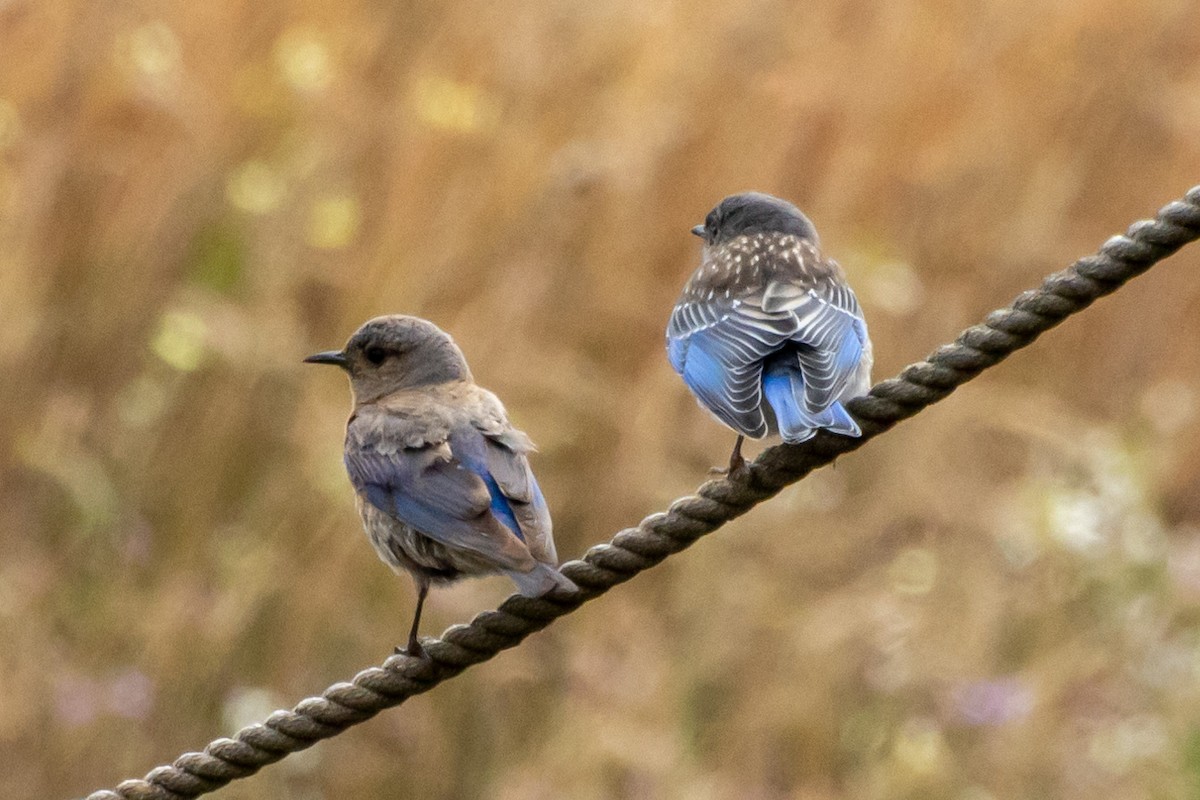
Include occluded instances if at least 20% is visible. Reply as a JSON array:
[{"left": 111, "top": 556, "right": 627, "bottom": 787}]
[
  {"left": 53, "top": 673, "right": 102, "bottom": 727},
  {"left": 105, "top": 668, "right": 155, "bottom": 720},
  {"left": 950, "top": 677, "right": 1034, "bottom": 726},
  {"left": 120, "top": 517, "right": 154, "bottom": 566},
  {"left": 53, "top": 668, "right": 155, "bottom": 727}
]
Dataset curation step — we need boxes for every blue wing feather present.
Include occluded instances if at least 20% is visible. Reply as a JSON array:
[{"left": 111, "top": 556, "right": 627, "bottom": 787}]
[
  {"left": 482, "top": 475, "right": 522, "bottom": 540},
  {"left": 449, "top": 429, "right": 526, "bottom": 542},
  {"left": 344, "top": 421, "right": 534, "bottom": 569},
  {"left": 667, "top": 298, "right": 796, "bottom": 436}
]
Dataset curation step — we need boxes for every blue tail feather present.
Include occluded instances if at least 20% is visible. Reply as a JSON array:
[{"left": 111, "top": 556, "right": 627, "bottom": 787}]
[
  {"left": 762, "top": 364, "right": 818, "bottom": 443},
  {"left": 762, "top": 361, "right": 861, "bottom": 442}
]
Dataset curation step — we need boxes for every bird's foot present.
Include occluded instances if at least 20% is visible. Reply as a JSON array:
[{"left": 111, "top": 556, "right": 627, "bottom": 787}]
[
  {"left": 394, "top": 637, "right": 428, "bottom": 660},
  {"left": 708, "top": 452, "right": 749, "bottom": 480},
  {"left": 708, "top": 435, "right": 748, "bottom": 479}
]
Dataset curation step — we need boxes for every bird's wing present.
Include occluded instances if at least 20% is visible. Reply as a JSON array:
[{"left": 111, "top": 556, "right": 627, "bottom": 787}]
[
  {"left": 479, "top": 429, "right": 557, "bottom": 565},
  {"left": 461, "top": 389, "right": 557, "bottom": 564},
  {"left": 761, "top": 276, "right": 868, "bottom": 413},
  {"left": 344, "top": 410, "right": 535, "bottom": 571},
  {"left": 667, "top": 293, "right": 798, "bottom": 436}
]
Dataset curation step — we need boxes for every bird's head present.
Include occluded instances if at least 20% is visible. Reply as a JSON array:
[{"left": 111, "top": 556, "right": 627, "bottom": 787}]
[
  {"left": 691, "top": 192, "right": 819, "bottom": 247},
  {"left": 305, "top": 315, "right": 472, "bottom": 403}
]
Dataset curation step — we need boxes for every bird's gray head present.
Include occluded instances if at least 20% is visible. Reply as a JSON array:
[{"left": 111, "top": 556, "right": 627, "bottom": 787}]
[
  {"left": 691, "top": 192, "right": 819, "bottom": 247},
  {"left": 304, "top": 315, "right": 472, "bottom": 403}
]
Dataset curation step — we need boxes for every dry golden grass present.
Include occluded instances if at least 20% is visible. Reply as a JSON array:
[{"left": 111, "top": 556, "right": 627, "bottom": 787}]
[{"left": 2, "top": 1, "right": 1200, "bottom": 798}]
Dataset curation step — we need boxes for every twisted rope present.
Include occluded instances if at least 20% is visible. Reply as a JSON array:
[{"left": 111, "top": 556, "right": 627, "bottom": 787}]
[{"left": 84, "top": 187, "right": 1200, "bottom": 800}]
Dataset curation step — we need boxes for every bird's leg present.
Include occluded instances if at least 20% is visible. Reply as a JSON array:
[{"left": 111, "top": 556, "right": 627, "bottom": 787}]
[
  {"left": 396, "top": 579, "right": 430, "bottom": 658},
  {"left": 709, "top": 435, "right": 748, "bottom": 478},
  {"left": 727, "top": 435, "right": 747, "bottom": 476}
]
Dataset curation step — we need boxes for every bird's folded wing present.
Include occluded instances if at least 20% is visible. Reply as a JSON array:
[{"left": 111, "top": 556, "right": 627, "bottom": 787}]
[
  {"left": 667, "top": 295, "right": 799, "bottom": 436},
  {"left": 480, "top": 432, "right": 557, "bottom": 565},
  {"left": 761, "top": 280, "right": 867, "bottom": 413},
  {"left": 345, "top": 415, "right": 534, "bottom": 570}
]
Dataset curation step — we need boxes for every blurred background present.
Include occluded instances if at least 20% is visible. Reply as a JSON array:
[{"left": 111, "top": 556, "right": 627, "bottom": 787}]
[{"left": 2, "top": 1, "right": 1199, "bottom": 798}]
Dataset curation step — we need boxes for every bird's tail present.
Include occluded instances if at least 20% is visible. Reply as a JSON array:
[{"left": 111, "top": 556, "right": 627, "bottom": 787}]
[
  {"left": 762, "top": 363, "right": 860, "bottom": 443},
  {"left": 509, "top": 562, "right": 578, "bottom": 597}
]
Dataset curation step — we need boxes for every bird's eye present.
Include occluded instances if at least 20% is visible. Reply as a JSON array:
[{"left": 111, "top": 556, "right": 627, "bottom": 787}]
[{"left": 364, "top": 346, "right": 388, "bottom": 365}]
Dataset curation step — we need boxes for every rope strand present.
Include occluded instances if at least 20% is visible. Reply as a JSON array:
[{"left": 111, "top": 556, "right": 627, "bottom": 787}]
[{"left": 84, "top": 186, "right": 1200, "bottom": 800}]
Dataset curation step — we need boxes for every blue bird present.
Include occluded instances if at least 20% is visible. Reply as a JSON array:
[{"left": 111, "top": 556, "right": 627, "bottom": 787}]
[
  {"left": 306, "top": 315, "right": 575, "bottom": 657},
  {"left": 667, "top": 192, "right": 873, "bottom": 475}
]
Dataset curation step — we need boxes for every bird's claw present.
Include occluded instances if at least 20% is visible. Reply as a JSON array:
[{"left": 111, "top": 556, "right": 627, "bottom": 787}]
[
  {"left": 709, "top": 454, "right": 748, "bottom": 479},
  {"left": 395, "top": 639, "right": 428, "bottom": 660}
]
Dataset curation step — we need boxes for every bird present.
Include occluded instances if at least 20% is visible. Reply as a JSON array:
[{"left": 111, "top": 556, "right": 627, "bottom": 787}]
[
  {"left": 666, "top": 192, "right": 873, "bottom": 475},
  {"left": 305, "top": 315, "right": 575, "bottom": 658}
]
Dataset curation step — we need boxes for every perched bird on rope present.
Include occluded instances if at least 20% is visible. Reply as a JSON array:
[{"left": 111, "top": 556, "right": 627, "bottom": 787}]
[
  {"left": 306, "top": 315, "right": 575, "bottom": 657},
  {"left": 667, "top": 192, "right": 873, "bottom": 475}
]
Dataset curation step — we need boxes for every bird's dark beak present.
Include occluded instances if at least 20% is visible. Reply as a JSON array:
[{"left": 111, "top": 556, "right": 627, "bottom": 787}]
[
  {"left": 691, "top": 224, "right": 706, "bottom": 239},
  {"left": 304, "top": 350, "right": 349, "bottom": 370}
]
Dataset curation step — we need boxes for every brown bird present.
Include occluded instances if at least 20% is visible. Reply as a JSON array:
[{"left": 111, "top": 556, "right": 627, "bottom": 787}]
[{"left": 306, "top": 315, "right": 574, "bottom": 657}]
